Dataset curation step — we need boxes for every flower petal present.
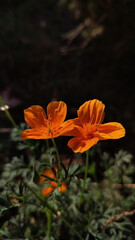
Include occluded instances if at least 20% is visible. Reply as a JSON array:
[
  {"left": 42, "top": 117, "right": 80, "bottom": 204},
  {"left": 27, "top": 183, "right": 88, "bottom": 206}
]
[
  {"left": 71, "top": 118, "right": 82, "bottom": 126},
  {"left": 58, "top": 182, "right": 67, "bottom": 192},
  {"left": 78, "top": 99, "right": 105, "bottom": 125},
  {"left": 24, "top": 105, "right": 47, "bottom": 128},
  {"left": 40, "top": 169, "right": 57, "bottom": 196},
  {"left": 58, "top": 119, "right": 75, "bottom": 135},
  {"left": 47, "top": 101, "right": 67, "bottom": 130},
  {"left": 21, "top": 128, "right": 50, "bottom": 140},
  {"left": 68, "top": 137, "right": 99, "bottom": 153},
  {"left": 42, "top": 187, "right": 55, "bottom": 196},
  {"left": 61, "top": 118, "right": 84, "bottom": 137},
  {"left": 40, "top": 169, "right": 57, "bottom": 183},
  {"left": 96, "top": 122, "right": 126, "bottom": 140}
]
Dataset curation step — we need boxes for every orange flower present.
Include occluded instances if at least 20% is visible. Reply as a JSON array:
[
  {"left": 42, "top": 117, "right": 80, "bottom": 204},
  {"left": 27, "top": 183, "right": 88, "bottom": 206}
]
[
  {"left": 21, "top": 101, "right": 73, "bottom": 140},
  {"left": 66, "top": 99, "right": 126, "bottom": 153},
  {"left": 40, "top": 168, "right": 67, "bottom": 196}
]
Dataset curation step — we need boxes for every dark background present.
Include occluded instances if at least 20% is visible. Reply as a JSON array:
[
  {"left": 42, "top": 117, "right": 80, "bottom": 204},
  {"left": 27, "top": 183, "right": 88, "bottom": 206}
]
[{"left": 0, "top": 0, "right": 135, "bottom": 155}]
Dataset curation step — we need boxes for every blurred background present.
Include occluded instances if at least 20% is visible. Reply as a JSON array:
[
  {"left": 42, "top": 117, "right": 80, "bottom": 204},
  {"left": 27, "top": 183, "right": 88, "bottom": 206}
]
[{"left": 0, "top": 0, "right": 135, "bottom": 155}]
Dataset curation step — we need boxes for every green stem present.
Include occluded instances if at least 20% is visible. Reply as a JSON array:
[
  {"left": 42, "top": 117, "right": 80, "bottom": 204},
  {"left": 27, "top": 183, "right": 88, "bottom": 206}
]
[
  {"left": 79, "top": 150, "right": 89, "bottom": 207},
  {"left": 9, "top": 194, "right": 25, "bottom": 202},
  {"left": 24, "top": 182, "right": 57, "bottom": 215},
  {"left": 24, "top": 182, "right": 44, "bottom": 202},
  {"left": 24, "top": 182, "right": 83, "bottom": 239},
  {"left": 51, "top": 138, "right": 61, "bottom": 179},
  {"left": 62, "top": 218, "right": 83, "bottom": 240},
  {"left": 40, "top": 174, "right": 57, "bottom": 182},
  {"left": 46, "top": 139, "right": 50, "bottom": 152},
  {"left": 0, "top": 95, "right": 18, "bottom": 129},
  {"left": 46, "top": 209, "right": 52, "bottom": 240}
]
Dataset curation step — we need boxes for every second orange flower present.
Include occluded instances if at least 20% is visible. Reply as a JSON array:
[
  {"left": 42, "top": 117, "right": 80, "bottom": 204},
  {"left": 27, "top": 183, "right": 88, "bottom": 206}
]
[
  {"left": 21, "top": 101, "right": 73, "bottom": 140},
  {"left": 65, "top": 99, "right": 126, "bottom": 153}
]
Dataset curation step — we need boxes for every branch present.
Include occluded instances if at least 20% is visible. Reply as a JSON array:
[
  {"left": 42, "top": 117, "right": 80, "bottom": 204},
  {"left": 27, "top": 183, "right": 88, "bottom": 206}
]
[{"left": 104, "top": 209, "right": 135, "bottom": 228}]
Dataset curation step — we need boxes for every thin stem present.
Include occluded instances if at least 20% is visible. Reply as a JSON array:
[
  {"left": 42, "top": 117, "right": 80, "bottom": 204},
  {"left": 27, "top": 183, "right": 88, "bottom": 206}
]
[
  {"left": 62, "top": 217, "right": 84, "bottom": 240},
  {"left": 24, "top": 182, "right": 83, "bottom": 240},
  {"left": 9, "top": 194, "right": 25, "bottom": 202},
  {"left": 46, "top": 139, "right": 50, "bottom": 152},
  {"left": 40, "top": 174, "right": 57, "bottom": 182},
  {"left": 51, "top": 138, "right": 61, "bottom": 179},
  {"left": 24, "top": 182, "right": 44, "bottom": 202},
  {"left": 0, "top": 96, "right": 18, "bottom": 129},
  {"left": 46, "top": 209, "right": 52, "bottom": 240},
  {"left": 104, "top": 208, "right": 135, "bottom": 228},
  {"left": 24, "top": 182, "right": 57, "bottom": 215},
  {"left": 79, "top": 150, "right": 89, "bottom": 207}
]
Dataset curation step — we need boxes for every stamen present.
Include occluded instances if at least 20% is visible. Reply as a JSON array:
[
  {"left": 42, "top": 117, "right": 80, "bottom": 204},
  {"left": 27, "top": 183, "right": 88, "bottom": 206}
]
[
  {"left": 48, "top": 125, "right": 51, "bottom": 132},
  {"left": 87, "top": 133, "right": 94, "bottom": 139}
]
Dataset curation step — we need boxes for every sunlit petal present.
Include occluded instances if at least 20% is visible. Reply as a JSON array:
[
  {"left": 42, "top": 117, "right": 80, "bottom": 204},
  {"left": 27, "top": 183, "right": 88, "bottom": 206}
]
[
  {"left": 21, "top": 128, "right": 50, "bottom": 140},
  {"left": 24, "top": 105, "right": 47, "bottom": 128},
  {"left": 61, "top": 119, "right": 84, "bottom": 137},
  {"left": 47, "top": 101, "right": 67, "bottom": 130},
  {"left": 59, "top": 119, "right": 75, "bottom": 135},
  {"left": 78, "top": 99, "right": 105, "bottom": 125},
  {"left": 71, "top": 118, "right": 82, "bottom": 126},
  {"left": 68, "top": 137, "right": 99, "bottom": 153},
  {"left": 96, "top": 122, "right": 126, "bottom": 140}
]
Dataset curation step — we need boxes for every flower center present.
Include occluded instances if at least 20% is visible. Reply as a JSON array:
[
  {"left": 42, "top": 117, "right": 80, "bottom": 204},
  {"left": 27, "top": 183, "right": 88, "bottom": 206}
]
[
  {"left": 85, "top": 124, "right": 97, "bottom": 140},
  {"left": 87, "top": 133, "right": 94, "bottom": 139},
  {"left": 47, "top": 121, "right": 53, "bottom": 137}
]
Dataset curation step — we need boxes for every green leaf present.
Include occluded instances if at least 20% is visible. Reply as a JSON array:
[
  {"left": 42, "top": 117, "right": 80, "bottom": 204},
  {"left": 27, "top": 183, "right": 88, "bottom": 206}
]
[{"left": 0, "top": 203, "right": 20, "bottom": 214}]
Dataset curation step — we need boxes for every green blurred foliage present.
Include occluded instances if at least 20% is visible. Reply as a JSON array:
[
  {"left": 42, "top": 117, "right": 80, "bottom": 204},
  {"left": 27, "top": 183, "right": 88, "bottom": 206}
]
[{"left": 0, "top": 127, "right": 135, "bottom": 239}]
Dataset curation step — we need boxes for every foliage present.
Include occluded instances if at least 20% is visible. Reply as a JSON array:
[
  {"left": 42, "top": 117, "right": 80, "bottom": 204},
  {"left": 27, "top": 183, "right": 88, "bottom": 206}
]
[
  {"left": 0, "top": 124, "right": 135, "bottom": 239},
  {"left": 0, "top": 1, "right": 135, "bottom": 238}
]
